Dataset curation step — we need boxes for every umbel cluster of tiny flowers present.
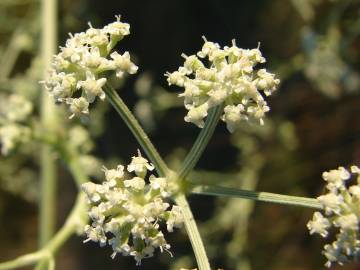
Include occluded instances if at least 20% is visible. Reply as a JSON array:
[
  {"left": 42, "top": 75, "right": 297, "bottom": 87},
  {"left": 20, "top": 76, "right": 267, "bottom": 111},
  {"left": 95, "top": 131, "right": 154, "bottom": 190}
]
[
  {"left": 81, "top": 151, "right": 183, "bottom": 265},
  {"left": 0, "top": 94, "right": 32, "bottom": 155},
  {"left": 166, "top": 37, "right": 280, "bottom": 132},
  {"left": 307, "top": 166, "right": 360, "bottom": 267},
  {"left": 41, "top": 15, "right": 138, "bottom": 119}
]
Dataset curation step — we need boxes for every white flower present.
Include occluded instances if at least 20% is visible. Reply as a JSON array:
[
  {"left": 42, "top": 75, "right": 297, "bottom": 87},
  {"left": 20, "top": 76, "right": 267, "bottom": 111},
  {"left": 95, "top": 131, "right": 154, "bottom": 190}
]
[
  {"left": 124, "top": 177, "right": 146, "bottom": 191},
  {"left": 83, "top": 224, "right": 107, "bottom": 247},
  {"left": 323, "top": 243, "right": 348, "bottom": 267},
  {"left": 166, "top": 38, "right": 279, "bottom": 132},
  {"left": 82, "top": 182, "right": 101, "bottom": 203},
  {"left": 166, "top": 70, "right": 186, "bottom": 87},
  {"left": 149, "top": 175, "right": 169, "bottom": 197},
  {"left": 335, "top": 214, "right": 359, "bottom": 231},
  {"left": 221, "top": 104, "right": 246, "bottom": 133},
  {"left": 318, "top": 193, "right": 343, "bottom": 214},
  {"left": 166, "top": 205, "right": 183, "bottom": 232},
  {"left": 110, "top": 51, "right": 138, "bottom": 78},
  {"left": 349, "top": 185, "right": 360, "bottom": 199},
  {"left": 103, "top": 165, "right": 125, "bottom": 182},
  {"left": 82, "top": 47, "right": 103, "bottom": 69},
  {"left": 184, "top": 103, "right": 209, "bottom": 128},
  {"left": 307, "top": 212, "right": 331, "bottom": 237},
  {"left": 127, "top": 150, "right": 154, "bottom": 177},
  {"left": 256, "top": 69, "right": 280, "bottom": 95},
  {"left": 67, "top": 97, "right": 89, "bottom": 119},
  {"left": 322, "top": 166, "right": 351, "bottom": 191},
  {"left": 197, "top": 37, "right": 220, "bottom": 58},
  {"left": 77, "top": 71, "right": 106, "bottom": 102},
  {"left": 104, "top": 15, "right": 130, "bottom": 38}
]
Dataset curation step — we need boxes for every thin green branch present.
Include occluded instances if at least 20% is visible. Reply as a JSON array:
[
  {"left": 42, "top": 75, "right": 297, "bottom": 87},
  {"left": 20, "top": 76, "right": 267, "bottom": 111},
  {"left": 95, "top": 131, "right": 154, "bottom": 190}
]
[
  {"left": 174, "top": 194, "right": 211, "bottom": 270},
  {"left": 191, "top": 184, "right": 322, "bottom": 209},
  {"left": 179, "top": 104, "right": 223, "bottom": 179},
  {"left": 0, "top": 252, "right": 44, "bottom": 270},
  {"left": 103, "top": 83, "right": 168, "bottom": 176},
  {"left": 32, "top": 131, "right": 88, "bottom": 188},
  {"left": 0, "top": 193, "right": 87, "bottom": 270},
  {"left": 0, "top": 145, "right": 88, "bottom": 270},
  {"left": 103, "top": 83, "right": 211, "bottom": 270},
  {"left": 39, "top": 0, "right": 58, "bottom": 247}
]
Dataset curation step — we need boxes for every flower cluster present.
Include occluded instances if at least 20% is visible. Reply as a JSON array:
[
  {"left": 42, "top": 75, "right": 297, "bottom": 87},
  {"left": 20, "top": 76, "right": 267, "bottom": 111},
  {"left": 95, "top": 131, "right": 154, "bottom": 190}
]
[
  {"left": 307, "top": 166, "right": 360, "bottom": 267},
  {"left": 0, "top": 94, "right": 33, "bottom": 155},
  {"left": 42, "top": 15, "right": 138, "bottom": 119},
  {"left": 166, "top": 37, "right": 279, "bottom": 132},
  {"left": 81, "top": 151, "right": 183, "bottom": 265}
]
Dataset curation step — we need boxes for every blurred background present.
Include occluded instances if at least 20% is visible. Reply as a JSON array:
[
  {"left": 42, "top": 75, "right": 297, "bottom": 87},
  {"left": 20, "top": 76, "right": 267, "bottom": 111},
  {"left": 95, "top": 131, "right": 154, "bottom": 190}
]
[{"left": 0, "top": 0, "right": 359, "bottom": 269}]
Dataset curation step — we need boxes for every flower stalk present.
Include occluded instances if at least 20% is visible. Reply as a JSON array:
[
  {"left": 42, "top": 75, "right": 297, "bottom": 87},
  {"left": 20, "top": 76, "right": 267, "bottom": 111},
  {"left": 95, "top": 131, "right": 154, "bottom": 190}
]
[
  {"left": 39, "top": 0, "right": 58, "bottom": 247},
  {"left": 103, "top": 83, "right": 168, "bottom": 176},
  {"left": 191, "top": 184, "right": 322, "bottom": 209},
  {"left": 0, "top": 193, "right": 87, "bottom": 270},
  {"left": 0, "top": 129, "right": 89, "bottom": 270},
  {"left": 179, "top": 104, "right": 224, "bottom": 179}
]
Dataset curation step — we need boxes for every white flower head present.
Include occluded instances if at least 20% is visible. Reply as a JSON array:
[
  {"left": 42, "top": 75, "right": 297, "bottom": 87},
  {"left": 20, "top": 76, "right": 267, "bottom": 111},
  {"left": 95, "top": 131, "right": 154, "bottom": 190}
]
[
  {"left": 42, "top": 16, "right": 137, "bottom": 119},
  {"left": 81, "top": 152, "right": 182, "bottom": 265},
  {"left": 308, "top": 165, "right": 360, "bottom": 267},
  {"left": 166, "top": 38, "right": 279, "bottom": 132}
]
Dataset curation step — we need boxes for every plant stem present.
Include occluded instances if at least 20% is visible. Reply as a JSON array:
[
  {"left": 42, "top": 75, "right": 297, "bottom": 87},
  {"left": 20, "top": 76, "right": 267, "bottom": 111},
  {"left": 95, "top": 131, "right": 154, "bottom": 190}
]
[
  {"left": 0, "top": 252, "right": 44, "bottom": 270},
  {"left": 39, "top": 0, "right": 58, "bottom": 247},
  {"left": 0, "top": 152, "right": 88, "bottom": 270},
  {"left": 103, "top": 83, "right": 168, "bottom": 176},
  {"left": 103, "top": 83, "right": 211, "bottom": 270},
  {"left": 174, "top": 194, "right": 211, "bottom": 270},
  {"left": 191, "top": 184, "right": 322, "bottom": 209},
  {"left": 0, "top": 193, "right": 87, "bottom": 270},
  {"left": 44, "top": 194, "right": 87, "bottom": 253},
  {"left": 179, "top": 104, "right": 223, "bottom": 179}
]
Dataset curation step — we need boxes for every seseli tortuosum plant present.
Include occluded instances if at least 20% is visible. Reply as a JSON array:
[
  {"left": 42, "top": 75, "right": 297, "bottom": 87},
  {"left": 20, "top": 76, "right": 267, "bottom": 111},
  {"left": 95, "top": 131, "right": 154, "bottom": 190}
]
[{"left": 0, "top": 14, "right": 358, "bottom": 270}]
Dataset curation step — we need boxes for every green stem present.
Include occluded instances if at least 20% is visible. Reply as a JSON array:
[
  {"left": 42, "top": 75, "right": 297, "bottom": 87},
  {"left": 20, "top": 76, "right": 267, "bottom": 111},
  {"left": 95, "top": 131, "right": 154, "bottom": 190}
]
[
  {"left": 103, "top": 83, "right": 168, "bottom": 176},
  {"left": 0, "top": 252, "right": 44, "bottom": 270},
  {"left": 0, "top": 150, "right": 88, "bottom": 270},
  {"left": 39, "top": 0, "right": 58, "bottom": 247},
  {"left": 179, "top": 104, "right": 223, "bottom": 179},
  {"left": 103, "top": 83, "right": 211, "bottom": 270},
  {"left": 174, "top": 194, "right": 211, "bottom": 270},
  {"left": 191, "top": 184, "right": 322, "bottom": 209},
  {"left": 44, "top": 194, "right": 87, "bottom": 253},
  {"left": 0, "top": 193, "right": 87, "bottom": 270}
]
